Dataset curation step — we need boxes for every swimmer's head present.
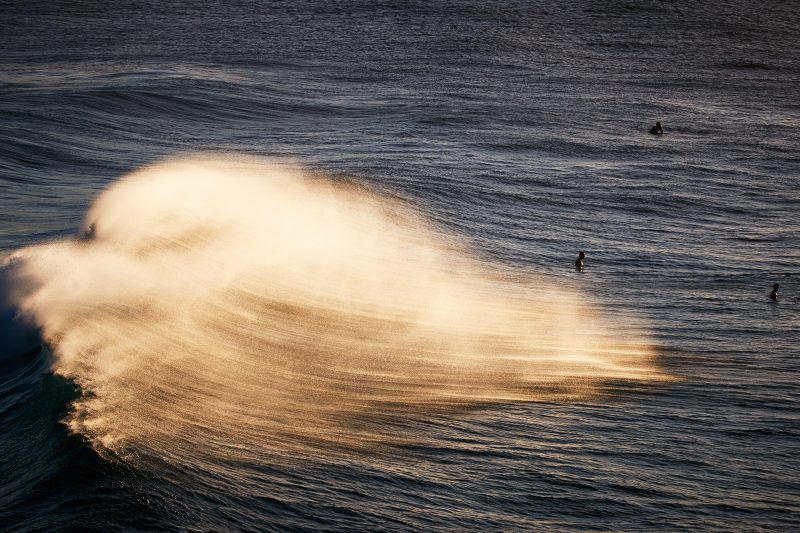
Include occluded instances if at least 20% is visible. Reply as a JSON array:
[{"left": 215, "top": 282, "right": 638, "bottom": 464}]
[
  {"left": 578, "top": 251, "right": 585, "bottom": 259},
  {"left": 773, "top": 283, "right": 780, "bottom": 290}
]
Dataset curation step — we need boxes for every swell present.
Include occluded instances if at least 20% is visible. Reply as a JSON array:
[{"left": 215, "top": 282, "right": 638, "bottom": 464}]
[{"left": 5, "top": 155, "right": 666, "bottom": 463}]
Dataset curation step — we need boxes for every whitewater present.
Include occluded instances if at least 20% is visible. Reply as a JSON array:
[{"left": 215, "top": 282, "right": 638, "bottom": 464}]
[{"left": 4, "top": 156, "right": 664, "bottom": 461}]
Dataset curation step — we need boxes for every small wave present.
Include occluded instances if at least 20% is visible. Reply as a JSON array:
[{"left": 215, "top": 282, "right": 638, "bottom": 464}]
[{"left": 719, "top": 61, "right": 777, "bottom": 71}]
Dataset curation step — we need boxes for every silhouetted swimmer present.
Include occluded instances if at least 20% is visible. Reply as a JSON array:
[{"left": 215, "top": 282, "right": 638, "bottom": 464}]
[
  {"left": 649, "top": 121, "right": 664, "bottom": 135},
  {"left": 80, "top": 223, "right": 96, "bottom": 241},
  {"left": 575, "top": 251, "right": 585, "bottom": 271},
  {"left": 769, "top": 283, "right": 779, "bottom": 301}
]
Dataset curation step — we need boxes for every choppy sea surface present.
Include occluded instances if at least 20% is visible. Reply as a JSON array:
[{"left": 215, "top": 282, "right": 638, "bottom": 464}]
[{"left": 1, "top": 1, "right": 799, "bottom": 531}]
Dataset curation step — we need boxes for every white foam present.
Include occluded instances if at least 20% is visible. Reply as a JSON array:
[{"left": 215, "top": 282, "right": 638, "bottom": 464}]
[{"left": 10, "top": 155, "right": 666, "bottom": 457}]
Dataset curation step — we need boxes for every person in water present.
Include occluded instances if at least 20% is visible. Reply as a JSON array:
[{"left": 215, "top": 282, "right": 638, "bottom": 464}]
[
  {"left": 770, "top": 283, "right": 780, "bottom": 301},
  {"left": 649, "top": 121, "right": 664, "bottom": 134},
  {"left": 80, "top": 223, "right": 95, "bottom": 241},
  {"left": 575, "top": 251, "right": 585, "bottom": 271}
]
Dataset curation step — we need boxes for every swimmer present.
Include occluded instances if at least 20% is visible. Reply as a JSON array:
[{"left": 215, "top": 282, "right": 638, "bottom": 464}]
[
  {"left": 769, "top": 283, "right": 779, "bottom": 301},
  {"left": 80, "top": 223, "right": 96, "bottom": 241},
  {"left": 649, "top": 121, "right": 664, "bottom": 135},
  {"left": 575, "top": 251, "right": 585, "bottom": 271}
]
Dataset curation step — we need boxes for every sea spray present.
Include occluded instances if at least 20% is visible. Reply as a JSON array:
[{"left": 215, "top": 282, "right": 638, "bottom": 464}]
[{"left": 6, "top": 155, "right": 665, "bottom": 459}]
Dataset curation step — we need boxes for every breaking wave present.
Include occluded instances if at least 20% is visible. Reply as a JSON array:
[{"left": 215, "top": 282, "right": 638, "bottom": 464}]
[{"left": 5, "top": 156, "right": 665, "bottom": 460}]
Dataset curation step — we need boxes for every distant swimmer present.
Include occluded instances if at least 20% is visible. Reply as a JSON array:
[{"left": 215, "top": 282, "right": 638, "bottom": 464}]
[
  {"left": 80, "top": 223, "right": 96, "bottom": 241},
  {"left": 769, "top": 283, "right": 780, "bottom": 301},
  {"left": 649, "top": 121, "right": 664, "bottom": 135},
  {"left": 575, "top": 251, "right": 585, "bottom": 271}
]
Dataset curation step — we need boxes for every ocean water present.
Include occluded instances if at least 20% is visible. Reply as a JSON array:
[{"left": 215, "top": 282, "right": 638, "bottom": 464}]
[{"left": 1, "top": 1, "right": 799, "bottom": 531}]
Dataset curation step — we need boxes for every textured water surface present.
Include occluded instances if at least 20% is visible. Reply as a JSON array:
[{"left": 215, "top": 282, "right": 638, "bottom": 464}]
[{"left": 1, "top": 1, "right": 799, "bottom": 531}]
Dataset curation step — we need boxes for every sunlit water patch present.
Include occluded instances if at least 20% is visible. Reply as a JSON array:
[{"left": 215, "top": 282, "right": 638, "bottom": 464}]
[{"left": 5, "top": 156, "right": 666, "bottom": 464}]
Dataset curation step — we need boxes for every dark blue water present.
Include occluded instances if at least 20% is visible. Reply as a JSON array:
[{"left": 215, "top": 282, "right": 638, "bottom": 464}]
[{"left": 2, "top": 1, "right": 799, "bottom": 531}]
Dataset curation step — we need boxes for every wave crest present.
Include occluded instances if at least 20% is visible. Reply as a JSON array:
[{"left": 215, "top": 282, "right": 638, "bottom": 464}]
[{"left": 10, "top": 156, "right": 665, "bottom": 457}]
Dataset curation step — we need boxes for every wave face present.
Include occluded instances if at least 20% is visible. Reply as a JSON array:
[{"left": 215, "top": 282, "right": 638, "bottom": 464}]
[{"left": 7, "top": 156, "right": 663, "bottom": 460}]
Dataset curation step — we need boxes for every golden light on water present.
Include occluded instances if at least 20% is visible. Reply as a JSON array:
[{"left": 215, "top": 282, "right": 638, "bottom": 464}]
[{"left": 9, "top": 156, "right": 668, "bottom": 458}]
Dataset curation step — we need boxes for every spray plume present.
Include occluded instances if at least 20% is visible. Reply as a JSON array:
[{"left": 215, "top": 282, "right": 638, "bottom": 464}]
[{"left": 6, "top": 156, "right": 665, "bottom": 458}]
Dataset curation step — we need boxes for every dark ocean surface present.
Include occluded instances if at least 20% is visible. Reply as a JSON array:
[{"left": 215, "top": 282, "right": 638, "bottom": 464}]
[{"left": 1, "top": 1, "right": 799, "bottom": 531}]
